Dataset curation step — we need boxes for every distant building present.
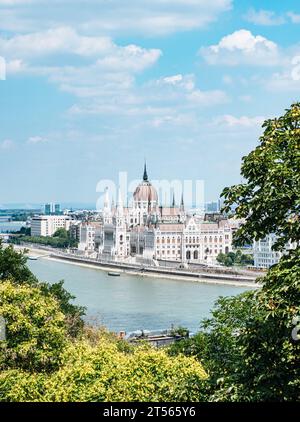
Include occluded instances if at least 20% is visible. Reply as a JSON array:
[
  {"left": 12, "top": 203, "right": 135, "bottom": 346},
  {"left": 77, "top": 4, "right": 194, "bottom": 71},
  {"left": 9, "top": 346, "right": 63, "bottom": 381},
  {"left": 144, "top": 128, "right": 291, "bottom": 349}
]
[
  {"left": 54, "top": 203, "right": 61, "bottom": 215},
  {"left": 44, "top": 203, "right": 61, "bottom": 215},
  {"left": 91, "top": 164, "right": 238, "bottom": 264},
  {"left": 253, "top": 234, "right": 296, "bottom": 269},
  {"left": 44, "top": 203, "right": 51, "bottom": 215},
  {"left": 205, "top": 201, "right": 219, "bottom": 213},
  {"left": 31, "top": 215, "right": 72, "bottom": 237}
]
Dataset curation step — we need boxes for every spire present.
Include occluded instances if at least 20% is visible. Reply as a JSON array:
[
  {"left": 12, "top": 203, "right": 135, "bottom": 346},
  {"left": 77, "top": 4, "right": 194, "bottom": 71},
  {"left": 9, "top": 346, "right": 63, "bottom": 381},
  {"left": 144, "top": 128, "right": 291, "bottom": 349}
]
[
  {"left": 180, "top": 192, "right": 184, "bottom": 211},
  {"left": 143, "top": 161, "right": 148, "bottom": 182},
  {"left": 172, "top": 192, "right": 175, "bottom": 207}
]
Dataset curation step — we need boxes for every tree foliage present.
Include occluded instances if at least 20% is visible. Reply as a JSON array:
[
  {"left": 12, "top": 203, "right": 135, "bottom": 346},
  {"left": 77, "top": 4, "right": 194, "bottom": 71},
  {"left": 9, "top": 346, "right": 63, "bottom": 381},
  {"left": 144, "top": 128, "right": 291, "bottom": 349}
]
[
  {"left": 216, "top": 250, "right": 253, "bottom": 267},
  {"left": 169, "top": 104, "right": 300, "bottom": 402},
  {"left": 0, "top": 330, "right": 207, "bottom": 402},
  {"left": 0, "top": 281, "right": 67, "bottom": 372},
  {"left": 0, "top": 241, "right": 85, "bottom": 337},
  {"left": 222, "top": 103, "right": 300, "bottom": 251}
]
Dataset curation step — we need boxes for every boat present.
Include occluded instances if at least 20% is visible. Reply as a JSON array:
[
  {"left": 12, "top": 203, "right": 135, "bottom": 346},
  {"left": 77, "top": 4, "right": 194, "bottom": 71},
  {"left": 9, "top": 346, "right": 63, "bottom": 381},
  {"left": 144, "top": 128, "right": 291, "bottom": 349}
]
[
  {"left": 28, "top": 256, "right": 38, "bottom": 260},
  {"left": 108, "top": 271, "right": 121, "bottom": 277}
]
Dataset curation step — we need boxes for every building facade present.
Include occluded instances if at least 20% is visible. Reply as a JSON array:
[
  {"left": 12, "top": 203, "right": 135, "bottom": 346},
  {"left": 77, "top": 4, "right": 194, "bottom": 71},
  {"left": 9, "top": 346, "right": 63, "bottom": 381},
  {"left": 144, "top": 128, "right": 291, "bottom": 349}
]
[
  {"left": 31, "top": 215, "right": 72, "bottom": 237},
  {"left": 70, "top": 165, "right": 237, "bottom": 264},
  {"left": 253, "top": 234, "right": 296, "bottom": 269}
]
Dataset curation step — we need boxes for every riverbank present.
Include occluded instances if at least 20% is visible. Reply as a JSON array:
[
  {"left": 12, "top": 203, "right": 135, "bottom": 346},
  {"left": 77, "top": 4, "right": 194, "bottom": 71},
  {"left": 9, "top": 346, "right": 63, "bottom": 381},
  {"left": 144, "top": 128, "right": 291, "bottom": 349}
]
[{"left": 15, "top": 245, "right": 259, "bottom": 288}]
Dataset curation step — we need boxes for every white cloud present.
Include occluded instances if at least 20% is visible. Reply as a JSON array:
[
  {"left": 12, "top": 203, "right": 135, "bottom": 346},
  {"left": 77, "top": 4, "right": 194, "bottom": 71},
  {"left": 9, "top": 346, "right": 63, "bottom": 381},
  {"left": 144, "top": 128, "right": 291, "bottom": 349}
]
[
  {"left": 0, "top": 139, "right": 14, "bottom": 150},
  {"left": 163, "top": 74, "right": 183, "bottom": 85},
  {"left": 0, "top": 27, "right": 114, "bottom": 59},
  {"left": 0, "top": 0, "right": 232, "bottom": 35},
  {"left": 265, "top": 70, "right": 300, "bottom": 92},
  {"left": 244, "top": 9, "right": 285, "bottom": 26},
  {"left": 0, "top": 0, "right": 32, "bottom": 4},
  {"left": 200, "top": 29, "right": 279, "bottom": 66},
  {"left": 187, "top": 89, "right": 228, "bottom": 106},
  {"left": 214, "top": 114, "right": 265, "bottom": 128},
  {"left": 66, "top": 72, "right": 229, "bottom": 133},
  {"left": 27, "top": 135, "right": 47, "bottom": 144},
  {"left": 151, "top": 113, "right": 196, "bottom": 128},
  {"left": 157, "top": 74, "right": 195, "bottom": 91},
  {"left": 287, "top": 12, "right": 300, "bottom": 24}
]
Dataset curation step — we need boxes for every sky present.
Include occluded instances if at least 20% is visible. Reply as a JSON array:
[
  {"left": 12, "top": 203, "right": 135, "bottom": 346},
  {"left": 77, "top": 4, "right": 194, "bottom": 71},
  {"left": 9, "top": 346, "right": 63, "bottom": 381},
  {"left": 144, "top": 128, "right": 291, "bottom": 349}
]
[{"left": 0, "top": 0, "right": 300, "bottom": 207}]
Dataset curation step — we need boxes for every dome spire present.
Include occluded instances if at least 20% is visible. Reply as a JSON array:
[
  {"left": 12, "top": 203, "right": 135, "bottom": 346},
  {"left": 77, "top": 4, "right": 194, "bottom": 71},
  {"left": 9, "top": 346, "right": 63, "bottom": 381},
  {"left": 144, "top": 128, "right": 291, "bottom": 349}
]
[{"left": 143, "top": 161, "right": 148, "bottom": 182}]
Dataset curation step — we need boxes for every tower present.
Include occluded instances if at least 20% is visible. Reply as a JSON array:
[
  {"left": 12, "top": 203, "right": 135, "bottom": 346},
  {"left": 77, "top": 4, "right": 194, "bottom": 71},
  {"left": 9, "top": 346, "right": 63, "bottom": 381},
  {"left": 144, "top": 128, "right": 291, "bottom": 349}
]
[
  {"left": 103, "top": 188, "right": 112, "bottom": 224},
  {"left": 114, "top": 188, "right": 127, "bottom": 258},
  {"left": 179, "top": 192, "right": 186, "bottom": 223}
]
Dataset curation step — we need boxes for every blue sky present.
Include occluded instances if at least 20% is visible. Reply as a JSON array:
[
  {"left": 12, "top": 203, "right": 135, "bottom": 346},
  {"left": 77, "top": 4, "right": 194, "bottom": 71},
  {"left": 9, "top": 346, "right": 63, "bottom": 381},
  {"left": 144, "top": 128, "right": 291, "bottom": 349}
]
[{"left": 0, "top": 0, "right": 300, "bottom": 206}]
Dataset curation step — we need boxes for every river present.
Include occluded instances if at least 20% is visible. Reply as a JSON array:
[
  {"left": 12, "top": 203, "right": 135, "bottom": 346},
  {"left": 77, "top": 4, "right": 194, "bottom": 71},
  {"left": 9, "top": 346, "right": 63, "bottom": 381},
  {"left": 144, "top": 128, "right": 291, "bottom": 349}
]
[
  {"left": 28, "top": 258, "right": 251, "bottom": 333},
  {"left": 0, "top": 221, "right": 26, "bottom": 232}
]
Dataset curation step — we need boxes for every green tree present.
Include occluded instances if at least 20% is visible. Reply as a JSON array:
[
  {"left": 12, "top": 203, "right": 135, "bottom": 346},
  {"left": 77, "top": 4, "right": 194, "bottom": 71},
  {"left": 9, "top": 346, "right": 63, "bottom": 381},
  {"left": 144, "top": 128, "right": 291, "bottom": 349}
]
[
  {"left": 0, "top": 281, "right": 67, "bottom": 372},
  {"left": 0, "top": 241, "right": 85, "bottom": 337},
  {"left": 222, "top": 103, "right": 300, "bottom": 251},
  {"left": 0, "top": 241, "right": 37, "bottom": 285},
  {"left": 53, "top": 228, "right": 68, "bottom": 238},
  {"left": 170, "top": 104, "right": 300, "bottom": 401},
  {"left": 0, "top": 332, "right": 208, "bottom": 402},
  {"left": 218, "top": 103, "right": 300, "bottom": 400}
]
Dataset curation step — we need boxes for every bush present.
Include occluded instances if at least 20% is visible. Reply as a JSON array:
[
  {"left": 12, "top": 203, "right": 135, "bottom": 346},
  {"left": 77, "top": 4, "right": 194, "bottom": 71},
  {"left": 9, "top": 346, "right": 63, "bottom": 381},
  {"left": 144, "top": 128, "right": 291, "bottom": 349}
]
[
  {"left": 0, "top": 334, "right": 208, "bottom": 402},
  {"left": 0, "top": 281, "right": 67, "bottom": 372}
]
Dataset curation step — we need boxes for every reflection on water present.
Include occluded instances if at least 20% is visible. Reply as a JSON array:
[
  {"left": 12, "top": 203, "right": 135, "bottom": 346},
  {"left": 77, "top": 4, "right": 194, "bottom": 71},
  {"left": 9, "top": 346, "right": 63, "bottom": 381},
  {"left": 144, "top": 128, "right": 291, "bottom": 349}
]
[{"left": 28, "top": 258, "right": 250, "bottom": 333}]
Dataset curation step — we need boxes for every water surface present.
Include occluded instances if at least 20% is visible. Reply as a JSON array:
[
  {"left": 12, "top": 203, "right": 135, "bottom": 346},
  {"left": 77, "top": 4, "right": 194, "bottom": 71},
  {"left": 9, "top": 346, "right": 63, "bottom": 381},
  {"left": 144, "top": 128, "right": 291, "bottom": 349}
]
[{"left": 28, "top": 258, "right": 250, "bottom": 333}]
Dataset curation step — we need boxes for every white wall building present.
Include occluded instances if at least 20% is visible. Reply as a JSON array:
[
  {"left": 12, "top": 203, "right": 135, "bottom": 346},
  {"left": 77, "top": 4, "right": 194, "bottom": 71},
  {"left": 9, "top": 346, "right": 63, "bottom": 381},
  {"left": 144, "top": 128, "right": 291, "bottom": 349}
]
[
  {"left": 93, "top": 164, "right": 237, "bottom": 264},
  {"left": 253, "top": 234, "right": 296, "bottom": 269},
  {"left": 31, "top": 215, "right": 72, "bottom": 237}
]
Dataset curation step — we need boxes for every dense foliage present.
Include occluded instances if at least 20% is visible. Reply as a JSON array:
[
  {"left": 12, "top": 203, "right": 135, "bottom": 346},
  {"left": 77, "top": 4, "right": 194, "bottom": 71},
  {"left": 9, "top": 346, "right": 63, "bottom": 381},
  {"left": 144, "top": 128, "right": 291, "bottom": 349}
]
[
  {"left": 0, "top": 241, "right": 207, "bottom": 402},
  {"left": 12, "top": 228, "right": 78, "bottom": 249},
  {"left": 222, "top": 103, "right": 300, "bottom": 251},
  {"left": 0, "top": 335, "right": 207, "bottom": 402},
  {"left": 0, "top": 281, "right": 67, "bottom": 372},
  {"left": 0, "top": 241, "right": 85, "bottom": 337},
  {"left": 216, "top": 250, "right": 253, "bottom": 267},
  {"left": 169, "top": 104, "right": 300, "bottom": 401}
]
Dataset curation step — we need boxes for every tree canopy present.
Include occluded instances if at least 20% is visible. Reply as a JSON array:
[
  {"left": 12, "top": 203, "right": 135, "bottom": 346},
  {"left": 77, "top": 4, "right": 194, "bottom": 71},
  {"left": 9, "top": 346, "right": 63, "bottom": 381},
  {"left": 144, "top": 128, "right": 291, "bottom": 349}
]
[{"left": 222, "top": 103, "right": 300, "bottom": 251}]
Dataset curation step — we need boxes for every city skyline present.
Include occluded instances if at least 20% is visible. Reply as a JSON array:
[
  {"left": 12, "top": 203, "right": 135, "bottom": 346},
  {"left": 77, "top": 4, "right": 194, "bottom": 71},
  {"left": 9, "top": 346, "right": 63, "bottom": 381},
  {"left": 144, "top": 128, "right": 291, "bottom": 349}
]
[{"left": 1, "top": 0, "right": 300, "bottom": 203}]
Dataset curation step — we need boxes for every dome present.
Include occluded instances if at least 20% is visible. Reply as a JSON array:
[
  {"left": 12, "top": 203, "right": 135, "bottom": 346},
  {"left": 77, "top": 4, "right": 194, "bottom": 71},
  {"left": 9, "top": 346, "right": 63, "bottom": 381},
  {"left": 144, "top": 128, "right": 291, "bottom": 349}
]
[
  {"left": 133, "top": 163, "right": 158, "bottom": 203},
  {"left": 133, "top": 181, "right": 158, "bottom": 203}
]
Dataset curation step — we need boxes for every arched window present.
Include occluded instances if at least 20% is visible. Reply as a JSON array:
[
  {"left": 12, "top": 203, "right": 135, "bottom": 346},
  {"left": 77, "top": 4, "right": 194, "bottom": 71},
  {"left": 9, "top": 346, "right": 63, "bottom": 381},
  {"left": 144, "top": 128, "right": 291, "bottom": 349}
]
[
  {"left": 186, "top": 250, "right": 191, "bottom": 260},
  {"left": 194, "top": 250, "right": 198, "bottom": 260}
]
